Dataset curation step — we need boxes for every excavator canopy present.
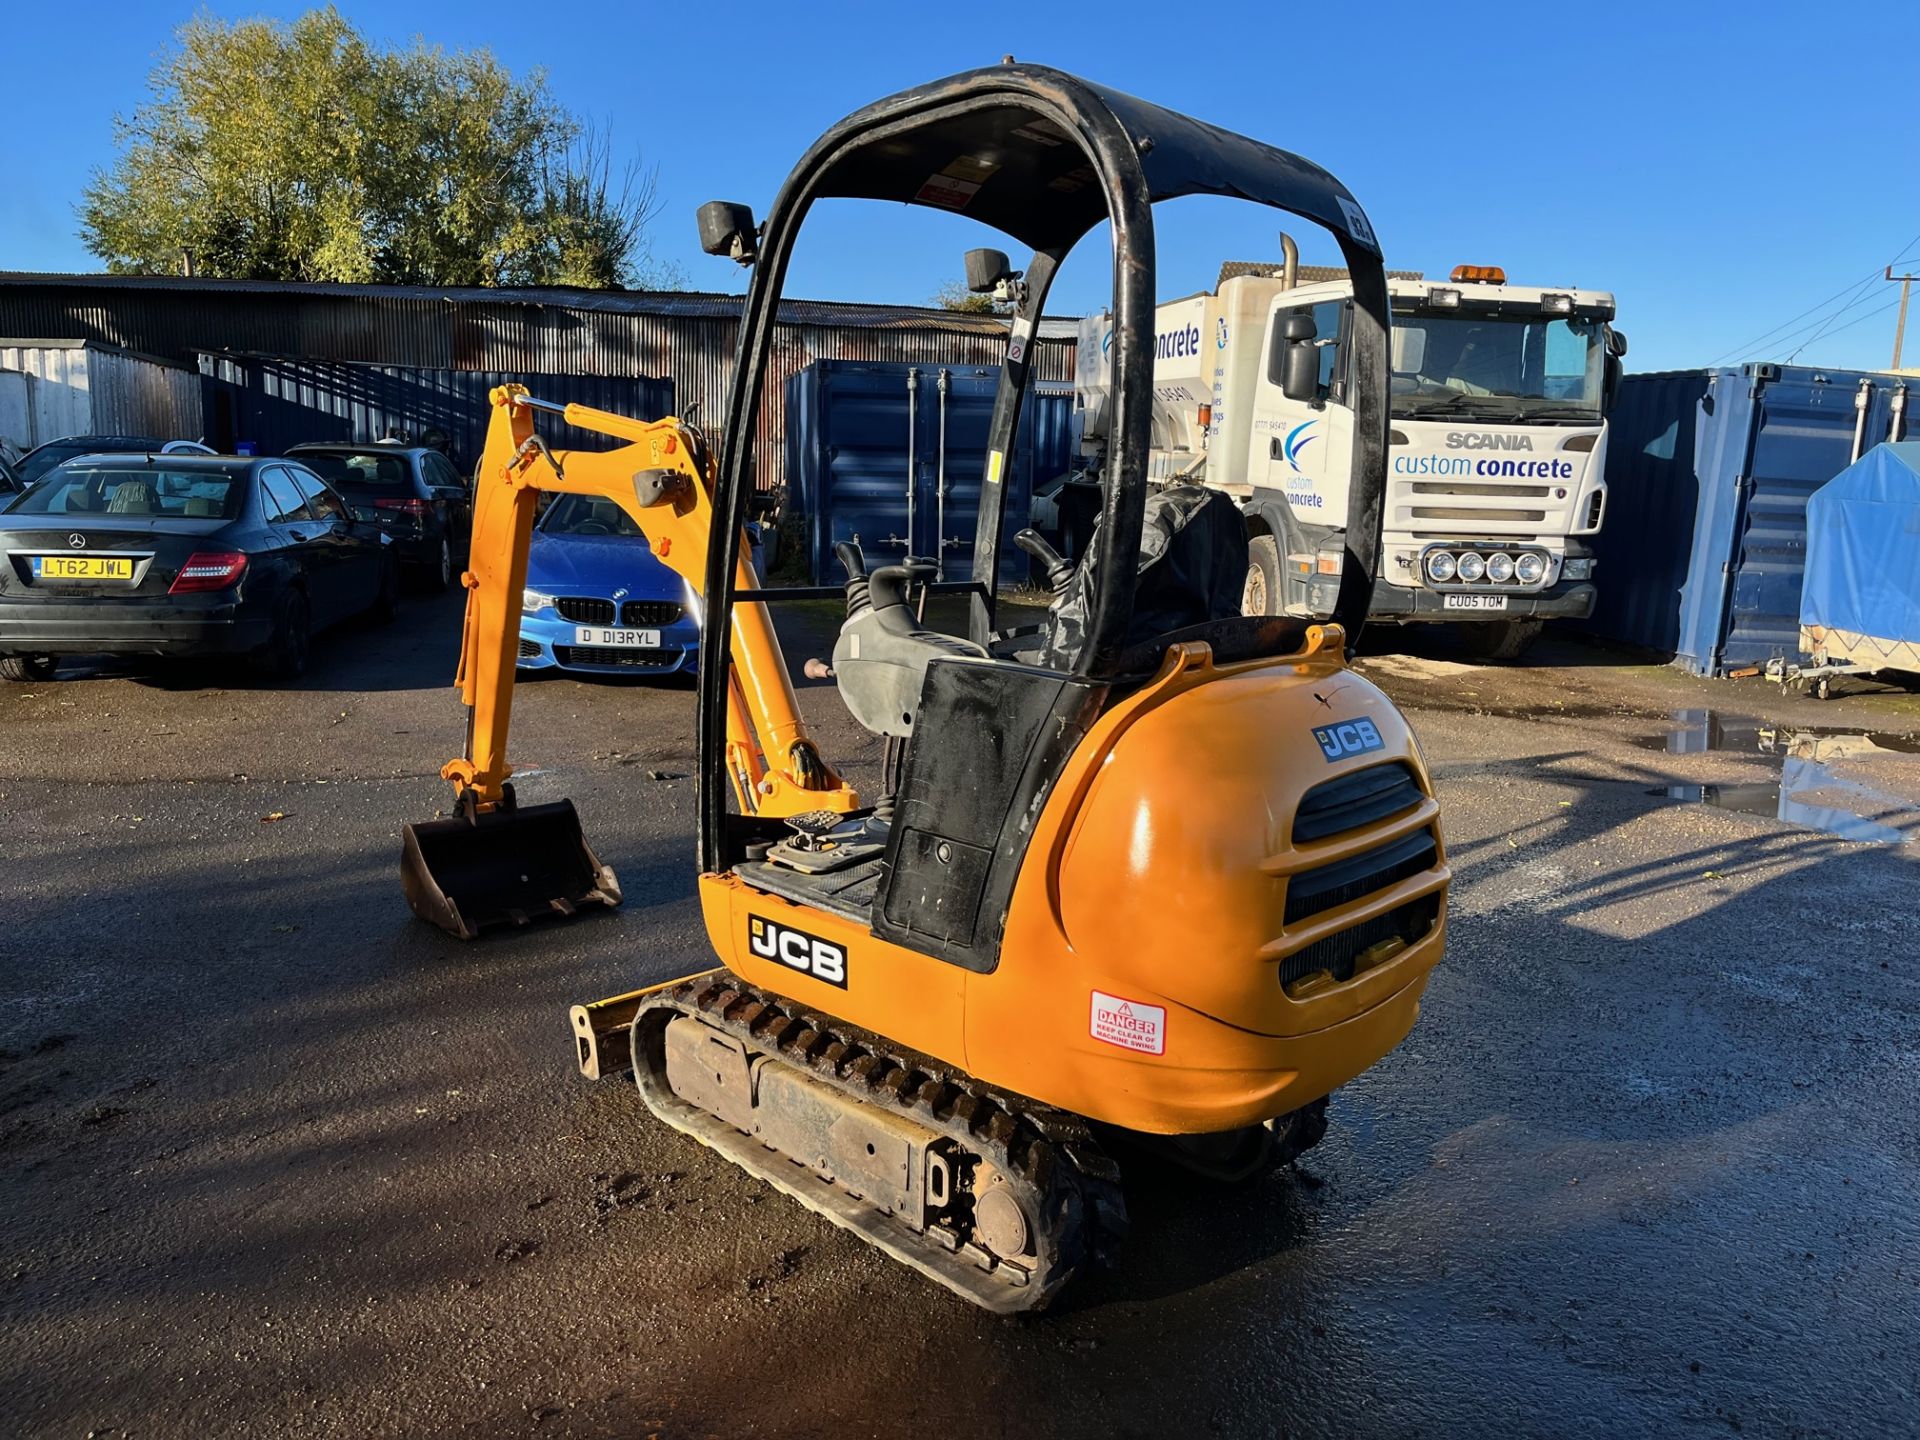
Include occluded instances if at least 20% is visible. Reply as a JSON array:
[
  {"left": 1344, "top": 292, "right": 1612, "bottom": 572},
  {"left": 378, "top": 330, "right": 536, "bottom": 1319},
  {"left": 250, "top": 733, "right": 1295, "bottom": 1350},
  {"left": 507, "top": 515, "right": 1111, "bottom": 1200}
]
[{"left": 696, "top": 63, "right": 1394, "bottom": 886}]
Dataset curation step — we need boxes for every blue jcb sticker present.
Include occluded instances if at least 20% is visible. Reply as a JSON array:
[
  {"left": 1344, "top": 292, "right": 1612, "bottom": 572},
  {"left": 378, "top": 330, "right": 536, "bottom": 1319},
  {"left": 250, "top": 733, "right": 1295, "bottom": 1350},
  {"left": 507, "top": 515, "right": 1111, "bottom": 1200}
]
[{"left": 1313, "top": 717, "right": 1384, "bottom": 762}]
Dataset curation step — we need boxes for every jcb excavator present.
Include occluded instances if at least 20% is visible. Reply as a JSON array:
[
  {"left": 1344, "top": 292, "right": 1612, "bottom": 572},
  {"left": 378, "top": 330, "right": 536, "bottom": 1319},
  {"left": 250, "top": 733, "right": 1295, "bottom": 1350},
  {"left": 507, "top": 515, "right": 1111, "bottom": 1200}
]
[{"left": 402, "top": 64, "right": 1450, "bottom": 1313}]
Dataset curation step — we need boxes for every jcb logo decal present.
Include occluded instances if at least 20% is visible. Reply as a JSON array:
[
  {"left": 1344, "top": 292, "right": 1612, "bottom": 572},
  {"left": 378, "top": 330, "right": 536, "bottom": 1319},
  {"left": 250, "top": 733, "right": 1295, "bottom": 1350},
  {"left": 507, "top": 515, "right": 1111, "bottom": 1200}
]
[
  {"left": 747, "top": 916, "right": 848, "bottom": 988},
  {"left": 1313, "top": 717, "right": 1384, "bottom": 762}
]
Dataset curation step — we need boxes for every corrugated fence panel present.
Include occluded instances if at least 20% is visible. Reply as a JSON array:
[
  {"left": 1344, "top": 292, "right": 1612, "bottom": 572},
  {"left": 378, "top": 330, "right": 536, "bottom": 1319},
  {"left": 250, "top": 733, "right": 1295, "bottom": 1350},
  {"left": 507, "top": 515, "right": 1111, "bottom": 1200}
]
[
  {"left": 0, "top": 341, "right": 201, "bottom": 445},
  {"left": 198, "top": 356, "right": 672, "bottom": 472},
  {"left": 1583, "top": 370, "right": 1711, "bottom": 652},
  {"left": 86, "top": 347, "right": 204, "bottom": 440},
  {"left": 0, "top": 344, "right": 90, "bottom": 440}
]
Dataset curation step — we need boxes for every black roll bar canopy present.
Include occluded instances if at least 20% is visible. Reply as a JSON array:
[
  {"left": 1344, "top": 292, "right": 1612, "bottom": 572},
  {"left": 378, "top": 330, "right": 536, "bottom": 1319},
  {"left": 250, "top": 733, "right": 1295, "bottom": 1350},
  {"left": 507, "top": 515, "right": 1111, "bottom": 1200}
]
[{"left": 697, "top": 63, "right": 1392, "bottom": 872}]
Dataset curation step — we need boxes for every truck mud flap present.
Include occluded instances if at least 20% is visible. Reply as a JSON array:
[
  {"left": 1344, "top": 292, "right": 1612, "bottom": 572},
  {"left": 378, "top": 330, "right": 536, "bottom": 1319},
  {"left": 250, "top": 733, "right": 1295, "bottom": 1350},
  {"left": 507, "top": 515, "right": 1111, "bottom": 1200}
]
[{"left": 401, "top": 797, "right": 621, "bottom": 940}]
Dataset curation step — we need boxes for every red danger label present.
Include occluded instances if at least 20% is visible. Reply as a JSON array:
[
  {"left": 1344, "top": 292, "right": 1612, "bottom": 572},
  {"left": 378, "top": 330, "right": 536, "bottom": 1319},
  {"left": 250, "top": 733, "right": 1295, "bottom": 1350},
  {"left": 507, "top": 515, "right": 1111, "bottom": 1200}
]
[{"left": 1090, "top": 990, "right": 1166, "bottom": 1056}]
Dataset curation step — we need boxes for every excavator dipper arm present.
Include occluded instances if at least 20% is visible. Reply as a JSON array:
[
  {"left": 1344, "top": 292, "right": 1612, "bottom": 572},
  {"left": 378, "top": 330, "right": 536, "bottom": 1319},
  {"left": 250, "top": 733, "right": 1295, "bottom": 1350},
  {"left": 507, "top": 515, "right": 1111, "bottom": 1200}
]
[{"left": 402, "top": 386, "right": 857, "bottom": 939}]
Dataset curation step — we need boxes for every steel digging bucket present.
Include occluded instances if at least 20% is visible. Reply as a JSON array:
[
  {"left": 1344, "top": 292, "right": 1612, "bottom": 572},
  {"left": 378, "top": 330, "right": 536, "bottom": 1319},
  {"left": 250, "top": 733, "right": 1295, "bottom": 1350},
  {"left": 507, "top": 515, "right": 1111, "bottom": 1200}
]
[{"left": 401, "top": 794, "right": 622, "bottom": 940}]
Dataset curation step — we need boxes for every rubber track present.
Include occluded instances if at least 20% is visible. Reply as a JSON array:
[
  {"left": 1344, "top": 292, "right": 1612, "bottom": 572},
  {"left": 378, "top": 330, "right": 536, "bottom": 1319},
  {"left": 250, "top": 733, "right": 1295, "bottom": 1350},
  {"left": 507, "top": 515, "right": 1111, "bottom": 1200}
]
[{"left": 630, "top": 969, "right": 1127, "bottom": 1313}]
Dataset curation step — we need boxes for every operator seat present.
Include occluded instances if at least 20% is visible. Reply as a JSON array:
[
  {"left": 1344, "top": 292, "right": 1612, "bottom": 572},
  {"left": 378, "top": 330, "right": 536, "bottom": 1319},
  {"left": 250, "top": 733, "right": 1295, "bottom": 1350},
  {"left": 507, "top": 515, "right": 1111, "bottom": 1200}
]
[
  {"left": 1035, "top": 484, "right": 1249, "bottom": 669},
  {"left": 827, "top": 486, "right": 1248, "bottom": 740}
]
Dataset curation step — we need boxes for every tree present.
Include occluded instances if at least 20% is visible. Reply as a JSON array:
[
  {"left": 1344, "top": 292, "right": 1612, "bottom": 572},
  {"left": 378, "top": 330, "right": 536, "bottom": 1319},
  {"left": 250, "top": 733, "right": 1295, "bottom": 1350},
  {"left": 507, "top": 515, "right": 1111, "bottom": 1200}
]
[
  {"left": 80, "top": 7, "right": 680, "bottom": 289},
  {"left": 930, "top": 280, "right": 1004, "bottom": 314}
]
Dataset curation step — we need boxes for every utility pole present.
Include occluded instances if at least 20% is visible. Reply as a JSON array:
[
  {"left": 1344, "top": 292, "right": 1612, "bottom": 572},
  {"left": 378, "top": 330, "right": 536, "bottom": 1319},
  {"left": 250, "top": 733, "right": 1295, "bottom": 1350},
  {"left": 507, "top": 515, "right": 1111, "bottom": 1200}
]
[{"left": 1890, "top": 265, "right": 1917, "bottom": 370}]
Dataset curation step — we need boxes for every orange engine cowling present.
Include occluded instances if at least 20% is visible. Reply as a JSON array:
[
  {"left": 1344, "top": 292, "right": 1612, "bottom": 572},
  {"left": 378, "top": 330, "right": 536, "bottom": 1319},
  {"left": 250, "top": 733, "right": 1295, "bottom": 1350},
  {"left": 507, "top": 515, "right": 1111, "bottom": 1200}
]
[{"left": 964, "top": 640, "right": 1449, "bottom": 1135}]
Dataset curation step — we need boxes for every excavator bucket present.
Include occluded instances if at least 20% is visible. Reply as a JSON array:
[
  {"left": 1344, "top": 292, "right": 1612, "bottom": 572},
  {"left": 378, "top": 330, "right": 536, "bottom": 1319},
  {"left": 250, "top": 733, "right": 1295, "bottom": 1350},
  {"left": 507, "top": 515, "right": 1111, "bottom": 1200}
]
[{"left": 400, "top": 798, "right": 621, "bottom": 940}]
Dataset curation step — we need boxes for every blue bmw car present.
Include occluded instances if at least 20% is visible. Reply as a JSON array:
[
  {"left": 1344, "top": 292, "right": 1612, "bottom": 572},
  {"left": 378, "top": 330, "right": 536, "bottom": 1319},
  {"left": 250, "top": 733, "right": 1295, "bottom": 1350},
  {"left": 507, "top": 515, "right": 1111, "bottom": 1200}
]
[{"left": 518, "top": 495, "right": 700, "bottom": 676}]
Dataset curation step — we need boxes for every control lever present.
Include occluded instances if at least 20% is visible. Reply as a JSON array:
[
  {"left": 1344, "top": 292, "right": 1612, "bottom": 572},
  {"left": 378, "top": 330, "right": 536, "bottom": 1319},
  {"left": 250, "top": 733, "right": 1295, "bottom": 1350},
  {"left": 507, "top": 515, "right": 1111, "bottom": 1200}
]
[
  {"left": 834, "top": 540, "right": 870, "bottom": 617},
  {"left": 803, "top": 658, "right": 834, "bottom": 680},
  {"left": 1014, "top": 528, "right": 1075, "bottom": 596}
]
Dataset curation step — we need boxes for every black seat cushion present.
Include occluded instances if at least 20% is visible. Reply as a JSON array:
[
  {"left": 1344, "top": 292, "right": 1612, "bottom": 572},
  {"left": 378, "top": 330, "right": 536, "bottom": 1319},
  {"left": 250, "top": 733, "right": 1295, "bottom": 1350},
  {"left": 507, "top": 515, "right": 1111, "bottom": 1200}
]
[{"left": 1037, "top": 485, "right": 1249, "bottom": 668}]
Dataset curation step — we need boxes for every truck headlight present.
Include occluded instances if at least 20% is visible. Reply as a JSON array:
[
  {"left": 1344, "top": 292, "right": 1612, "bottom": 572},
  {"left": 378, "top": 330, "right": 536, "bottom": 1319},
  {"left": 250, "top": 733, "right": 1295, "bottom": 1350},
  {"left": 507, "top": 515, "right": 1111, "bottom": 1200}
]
[
  {"left": 1486, "top": 552, "right": 1516, "bottom": 583},
  {"left": 522, "top": 588, "right": 556, "bottom": 614},
  {"left": 1427, "top": 550, "right": 1457, "bottom": 582},
  {"left": 1456, "top": 552, "right": 1486, "bottom": 582},
  {"left": 1515, "top": 552, "right": 1547, "bottom": 585},
  {"left": 1563, "top": 557, "right": 1594, "bottom": 580}
]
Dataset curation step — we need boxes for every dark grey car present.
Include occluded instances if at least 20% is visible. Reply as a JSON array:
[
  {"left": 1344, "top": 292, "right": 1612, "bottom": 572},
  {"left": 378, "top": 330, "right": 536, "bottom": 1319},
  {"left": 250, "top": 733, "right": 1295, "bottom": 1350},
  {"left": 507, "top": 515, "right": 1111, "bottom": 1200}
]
[{"left": 286, "top": 443, "right": 474, "bottom": 591}]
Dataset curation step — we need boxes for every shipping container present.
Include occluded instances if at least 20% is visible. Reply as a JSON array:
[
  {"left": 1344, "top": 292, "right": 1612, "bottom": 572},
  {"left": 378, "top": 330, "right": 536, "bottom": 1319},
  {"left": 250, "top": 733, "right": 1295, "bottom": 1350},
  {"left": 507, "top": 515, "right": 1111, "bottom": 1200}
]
[
  {"left": 198, "top": 354, "right": 674, "bottom": 472},
  {"left": 1583, "top": 370, "right": 1711, "bottom": 653},
  {"left": 0, "top": 339, "right": 203, "bottom": 450},
  {"left": 1583, "top": 363, "right": 1912, "bottom": 674},
  {"left": 783, "top": 361, "right": 1077, "bottom": 584}
]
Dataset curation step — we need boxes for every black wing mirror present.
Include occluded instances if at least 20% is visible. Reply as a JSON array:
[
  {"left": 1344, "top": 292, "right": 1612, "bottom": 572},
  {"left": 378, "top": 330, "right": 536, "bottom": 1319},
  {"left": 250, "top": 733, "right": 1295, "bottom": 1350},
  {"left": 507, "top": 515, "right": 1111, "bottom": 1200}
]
[
  {"left": 1277, "top": 313, "right": 1320, "bottom": 403},
  {"left": 697, "top": 201, "right": 758, "bottom": 265}
]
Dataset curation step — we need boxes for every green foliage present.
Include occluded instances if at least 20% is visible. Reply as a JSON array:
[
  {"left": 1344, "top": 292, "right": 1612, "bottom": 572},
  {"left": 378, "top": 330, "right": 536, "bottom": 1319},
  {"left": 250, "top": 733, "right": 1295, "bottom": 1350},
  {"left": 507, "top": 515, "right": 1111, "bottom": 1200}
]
[
  {"left": 930, "top": 280, "right": 1005, "bottom": 314},
  {"left": 80, "top": 7, "right": 679, "bottom": 288}
]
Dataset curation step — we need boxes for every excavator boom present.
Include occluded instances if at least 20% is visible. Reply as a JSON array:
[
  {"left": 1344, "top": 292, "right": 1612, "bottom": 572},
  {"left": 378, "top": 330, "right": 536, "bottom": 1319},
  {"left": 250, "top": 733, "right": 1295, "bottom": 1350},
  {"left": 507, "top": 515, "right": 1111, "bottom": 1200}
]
[{"left": 401, "top": 386, "right": 858, "bottom": 939}]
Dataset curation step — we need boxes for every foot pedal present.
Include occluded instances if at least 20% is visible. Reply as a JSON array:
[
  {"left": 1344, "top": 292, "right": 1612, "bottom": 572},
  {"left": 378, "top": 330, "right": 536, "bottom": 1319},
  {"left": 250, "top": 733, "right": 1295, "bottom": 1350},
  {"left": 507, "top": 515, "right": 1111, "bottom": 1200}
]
[{"left": 765, "top": 810, "right": 889, "bottom": 874}]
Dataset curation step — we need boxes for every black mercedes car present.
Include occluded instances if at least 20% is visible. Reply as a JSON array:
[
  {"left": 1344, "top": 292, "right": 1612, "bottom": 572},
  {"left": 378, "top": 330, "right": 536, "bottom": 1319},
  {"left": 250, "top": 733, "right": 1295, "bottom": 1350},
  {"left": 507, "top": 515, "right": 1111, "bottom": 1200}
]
[
  {"left": 285, "top": 443, "right": 473, "bottom": 591},
  {"left": 0, "top": 453, "right": 397, "bottom": 681}
]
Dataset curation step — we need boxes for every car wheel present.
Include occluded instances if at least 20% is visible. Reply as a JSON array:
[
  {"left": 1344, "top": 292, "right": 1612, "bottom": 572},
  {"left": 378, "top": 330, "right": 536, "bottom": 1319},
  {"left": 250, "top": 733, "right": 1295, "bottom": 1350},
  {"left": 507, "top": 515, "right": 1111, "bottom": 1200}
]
[
  {"left": 371, "top": 558, "right": 401, "bottom": 624},
  {"left": 0, "top": 654, "right": 56, "bottom": 682},
  {"left": 252, "top": 589, "right": 312, "bottom": 680},
  {"left": 418, "top": 535, "right": 453, "bottom": 594}
]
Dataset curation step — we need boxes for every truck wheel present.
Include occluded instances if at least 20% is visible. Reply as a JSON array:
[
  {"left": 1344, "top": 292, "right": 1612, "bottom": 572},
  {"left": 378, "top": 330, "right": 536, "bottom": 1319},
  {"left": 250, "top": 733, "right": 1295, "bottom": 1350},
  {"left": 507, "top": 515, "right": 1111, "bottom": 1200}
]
[
  {"left": 1242, "top": 535, "right": 1283, "bottom": 618},
  {"left": 0, "top": 655, "right": 56, "bottom": 682},
  {"left": 1456, "top": 618, "right": 1543, "bottom": 662}
]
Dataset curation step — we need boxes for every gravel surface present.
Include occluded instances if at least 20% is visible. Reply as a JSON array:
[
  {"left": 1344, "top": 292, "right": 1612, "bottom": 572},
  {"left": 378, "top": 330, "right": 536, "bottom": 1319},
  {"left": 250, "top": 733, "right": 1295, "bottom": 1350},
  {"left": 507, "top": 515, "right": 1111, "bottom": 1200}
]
[{"left": 4, "top": 595, "right": 1917, "bottom": 1438}]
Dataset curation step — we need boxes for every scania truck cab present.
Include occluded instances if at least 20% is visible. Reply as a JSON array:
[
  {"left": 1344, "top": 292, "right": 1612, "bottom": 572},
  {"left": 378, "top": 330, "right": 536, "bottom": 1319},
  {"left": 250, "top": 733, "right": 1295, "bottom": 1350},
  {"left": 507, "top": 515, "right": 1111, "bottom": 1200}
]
[{"left": 1073, "top": 260, "right": 1625, "bottom": 659}]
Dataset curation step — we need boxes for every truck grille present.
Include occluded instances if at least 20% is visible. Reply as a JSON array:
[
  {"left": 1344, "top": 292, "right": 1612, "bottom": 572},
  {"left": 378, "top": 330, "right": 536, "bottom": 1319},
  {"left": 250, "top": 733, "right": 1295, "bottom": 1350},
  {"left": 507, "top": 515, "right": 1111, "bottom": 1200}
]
[
  {"left": 557, "top": 597, "right": 615, "bottom": 624},
  {"left": 1292, "top": 763, "right": 1423, "bottom": 843},
  {"left": 621, "top": 599, "right": 684, "bottom": 628}
]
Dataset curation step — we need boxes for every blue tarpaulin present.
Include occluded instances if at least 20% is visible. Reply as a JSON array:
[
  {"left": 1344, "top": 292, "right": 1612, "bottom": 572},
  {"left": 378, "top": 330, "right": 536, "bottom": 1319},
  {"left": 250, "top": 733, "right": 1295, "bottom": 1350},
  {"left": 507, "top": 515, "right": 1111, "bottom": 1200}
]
[{"left": 1802, "top": 441, "right": 1920, "bottom": 644}]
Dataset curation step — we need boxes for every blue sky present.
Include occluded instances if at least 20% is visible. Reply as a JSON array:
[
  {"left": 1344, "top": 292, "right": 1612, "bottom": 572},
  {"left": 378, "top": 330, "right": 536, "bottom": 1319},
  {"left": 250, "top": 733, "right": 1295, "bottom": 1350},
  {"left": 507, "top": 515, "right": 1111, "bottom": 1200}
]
[{"left": 7, "top": 1, "right": 1916, "bottom": 374}]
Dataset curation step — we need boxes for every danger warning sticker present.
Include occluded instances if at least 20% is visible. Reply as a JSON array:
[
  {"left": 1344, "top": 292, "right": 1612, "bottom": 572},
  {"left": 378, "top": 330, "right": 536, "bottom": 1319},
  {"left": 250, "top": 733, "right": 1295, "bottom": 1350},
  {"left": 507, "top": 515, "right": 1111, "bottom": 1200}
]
[{"left": 1090, "top": 991, "right": 1166, "bottom": 1056}]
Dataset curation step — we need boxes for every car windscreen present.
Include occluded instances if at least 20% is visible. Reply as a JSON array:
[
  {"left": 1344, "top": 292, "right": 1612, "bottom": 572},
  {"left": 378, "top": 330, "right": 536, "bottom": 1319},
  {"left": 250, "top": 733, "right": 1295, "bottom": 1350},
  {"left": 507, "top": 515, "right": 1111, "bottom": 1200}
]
[
  {"left": 7, "top": 462, "right": 249, "bottom": 520},
  {"left": 540, "top": 494, "right": 645, "bottom": 538},
  {"left": 294, "top": 452, "right": 414, "bottom": 493}
]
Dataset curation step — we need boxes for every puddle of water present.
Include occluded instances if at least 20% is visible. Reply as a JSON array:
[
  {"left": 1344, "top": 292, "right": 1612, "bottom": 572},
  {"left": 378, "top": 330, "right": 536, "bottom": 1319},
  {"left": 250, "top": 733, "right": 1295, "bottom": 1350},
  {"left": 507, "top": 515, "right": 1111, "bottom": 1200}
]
[
  {"left": 1639, "top": 709, "right": 1916, "bottom": 843},
  {"left": 1632, "top": 708, "right": 1920, "bottom": 758}
]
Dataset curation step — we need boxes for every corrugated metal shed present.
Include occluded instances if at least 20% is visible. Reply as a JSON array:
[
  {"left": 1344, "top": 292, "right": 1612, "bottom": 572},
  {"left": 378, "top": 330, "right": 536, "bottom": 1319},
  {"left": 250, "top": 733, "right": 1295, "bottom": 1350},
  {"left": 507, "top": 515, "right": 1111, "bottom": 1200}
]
[
  {"left": 1585, "top": 363, "right": 1913, "bottom": 674},
  {"left": 197, "top": 354, "right": 674, "bottom": 471},
  {"left": 0, "top": 339, "right": 202, "bottom": 448},
  {"left": 783, "top": 361, "right": 1077, "bottom": 583},
  {"left": 0, "top": 273, "right": 1073, "bottom": 493}
]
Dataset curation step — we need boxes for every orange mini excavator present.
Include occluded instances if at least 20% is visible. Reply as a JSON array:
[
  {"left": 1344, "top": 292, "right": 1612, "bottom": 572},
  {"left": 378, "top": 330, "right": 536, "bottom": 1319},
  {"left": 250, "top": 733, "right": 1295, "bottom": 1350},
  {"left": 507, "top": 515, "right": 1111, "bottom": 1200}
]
[{"left": 402, "top": 64, "right": 1450, "bottom": 1312}]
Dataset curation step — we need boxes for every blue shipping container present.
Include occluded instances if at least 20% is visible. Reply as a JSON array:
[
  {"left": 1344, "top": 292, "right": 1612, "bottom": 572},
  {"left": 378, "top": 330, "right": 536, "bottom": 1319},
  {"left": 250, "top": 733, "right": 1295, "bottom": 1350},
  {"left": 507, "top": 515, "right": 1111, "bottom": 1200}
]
[
  {"left": 199, "top": 354, "right": 674, "bottom": 474},
  {"left": 784, "top": 360, "right": 1077, "bottom": 585},
  {"left": 1587, "top": 363, "right": 1913, "bottom": 674}
]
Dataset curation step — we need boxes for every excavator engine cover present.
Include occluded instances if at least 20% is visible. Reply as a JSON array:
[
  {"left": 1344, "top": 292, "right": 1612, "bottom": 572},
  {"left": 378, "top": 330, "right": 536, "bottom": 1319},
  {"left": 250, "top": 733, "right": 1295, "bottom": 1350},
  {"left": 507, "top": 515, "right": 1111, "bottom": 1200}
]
[{"left": 401, "top": 797, "right": 621, "bottom": 940}]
